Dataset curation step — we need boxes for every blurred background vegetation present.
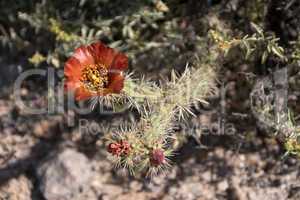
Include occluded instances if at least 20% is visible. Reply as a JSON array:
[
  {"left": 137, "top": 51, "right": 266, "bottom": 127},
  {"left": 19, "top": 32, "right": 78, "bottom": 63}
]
[
  {"left": 0, "top": 0, "right": 279, "bottom": 75},
  {"left": 0, "top": 0, "right": 298, "bottom": 73}
]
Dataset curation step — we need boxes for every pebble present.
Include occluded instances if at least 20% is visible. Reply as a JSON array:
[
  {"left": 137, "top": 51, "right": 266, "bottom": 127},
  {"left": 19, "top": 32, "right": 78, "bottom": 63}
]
[{"left": 37, "top": 148, "right": 93, "bottom": 200}]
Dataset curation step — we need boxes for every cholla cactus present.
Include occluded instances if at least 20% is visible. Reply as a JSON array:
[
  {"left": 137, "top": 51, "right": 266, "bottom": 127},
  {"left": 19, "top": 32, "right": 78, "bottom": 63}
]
[
  {"left": 64, "top": 41, "right": 217, "bottom": 175},
  {"left": 106, "top": 126, "right": 173, "bottom": 176},
  {"left": 106, "top": 63, "right": 216, "bottom": 175}
]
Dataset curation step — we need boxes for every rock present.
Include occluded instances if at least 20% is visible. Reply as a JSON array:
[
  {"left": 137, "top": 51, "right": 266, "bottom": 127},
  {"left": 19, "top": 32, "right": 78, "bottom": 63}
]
[
  {"left": 37, "top": 148, "right": 93, "bottom": 200},
  {"left": 33, "top": 116, "right": 62, "bottom": 138},
  {"left": 0, "top": 100, "right": 10, "bottom": 117},
  {"left": 0, "top": 133, "right": 35, "bottom": 168},
  {"left": 129, "top": 181, "right": 143, "bottom": 192},
  {"left": 115, "top": 192, "right": 153, "bottom": 200},
  {"left": 217, "top": 180, "right": 229, "bottom": 191},
  {"left": 180, "top": 181, "right": 203, "bottom": 199},
  {"left": 102, "top": 184, "right": 123, "bottom": 197},
  {"left": 33, "top": 120, "right": 51, "bottom": 138},
  {"left": 0, "top": 175, "right": 32, "bottom": 200}
]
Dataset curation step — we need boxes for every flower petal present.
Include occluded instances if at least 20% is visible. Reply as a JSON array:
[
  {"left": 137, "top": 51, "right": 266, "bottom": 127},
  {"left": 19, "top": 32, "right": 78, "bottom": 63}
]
[
  {"left": 110, "top": 52, "right": 128, "bottom": 71},
  {"left": 64, "top": 57, "right": 83, "bottom": 80},
  {"left": 88, "top": 42, "right": 117, "bottom": 68},
  {"left": 75, "top": 86, "right": 95, "bottom": 101},
  {"left": 73, "top": 46, "right": 95, "bottom": 66},
  {"left": 108, "top": 74, "right": 125, "bottom": 93},
  {"left": 64, "top": 79, "right": 81, "bottom": 91}
]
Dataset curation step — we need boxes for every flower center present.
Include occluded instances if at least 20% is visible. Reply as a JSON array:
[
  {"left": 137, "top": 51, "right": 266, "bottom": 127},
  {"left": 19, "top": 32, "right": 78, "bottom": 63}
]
[{"left": 80, "top": 64, "right": 109, "bottom": 92}]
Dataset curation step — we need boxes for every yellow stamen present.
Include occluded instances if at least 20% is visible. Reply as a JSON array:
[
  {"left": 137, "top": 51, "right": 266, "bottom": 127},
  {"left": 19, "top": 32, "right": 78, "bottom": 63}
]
[{"left": 80, "top": 64, "right": 108, "bottom": 92}]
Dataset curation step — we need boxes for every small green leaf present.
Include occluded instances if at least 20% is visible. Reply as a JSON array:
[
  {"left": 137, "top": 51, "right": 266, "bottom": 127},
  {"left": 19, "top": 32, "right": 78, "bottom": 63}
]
[
  {"left": 251, "top": 22, "right": 264, "bottom": 37},
  {"left": 271, "top": 46, "right": 285, "bottom": 59}
]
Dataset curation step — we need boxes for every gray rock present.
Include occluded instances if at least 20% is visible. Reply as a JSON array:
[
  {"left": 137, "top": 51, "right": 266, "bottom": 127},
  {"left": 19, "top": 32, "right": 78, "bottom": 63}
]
[{"left": 37, "top": 148, "right": 93, "bottom": 200}]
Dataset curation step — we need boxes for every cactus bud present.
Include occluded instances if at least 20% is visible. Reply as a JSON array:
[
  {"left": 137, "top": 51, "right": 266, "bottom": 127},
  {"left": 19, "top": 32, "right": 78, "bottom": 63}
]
[{"left": 149, "top": 149, "right": 165, "bottom": 167}]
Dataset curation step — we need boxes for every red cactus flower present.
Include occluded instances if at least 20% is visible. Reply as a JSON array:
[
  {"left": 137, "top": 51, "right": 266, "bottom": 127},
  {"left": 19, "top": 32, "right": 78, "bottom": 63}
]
[
  {"left": 107, "top": 140, "right": 131, "bottom": 156},
  {"left": 149, "top": 149, "right": 165, "bottom": 167},
  {"left": 64, "top": 42, "right": 128, "bottom": 101}
]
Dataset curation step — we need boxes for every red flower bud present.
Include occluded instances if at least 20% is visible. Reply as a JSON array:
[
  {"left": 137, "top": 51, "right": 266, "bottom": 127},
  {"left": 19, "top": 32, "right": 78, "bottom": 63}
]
[
  {"left": 107, "top": 140, "right": 131, "bottom": 156},
  {"left": 120, "top": 140, "right": 131, "bottom": 155},
  {"left": 107, "top": 142, "right": 122, "bottom": 156},
  {"left": 150, "top": 149, "right": 165, "bottom": 167}
]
